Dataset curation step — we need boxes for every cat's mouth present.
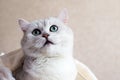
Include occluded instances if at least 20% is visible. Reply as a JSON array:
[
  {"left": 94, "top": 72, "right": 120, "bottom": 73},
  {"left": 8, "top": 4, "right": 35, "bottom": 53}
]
[{"left": 43, "top": 39, "right": 54, "bottom": 46}]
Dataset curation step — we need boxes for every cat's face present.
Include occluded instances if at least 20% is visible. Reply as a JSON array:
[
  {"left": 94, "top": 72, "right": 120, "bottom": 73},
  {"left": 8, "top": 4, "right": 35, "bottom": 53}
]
[{"left": 19, "top": 10, "right": 74, "bottom": 57}]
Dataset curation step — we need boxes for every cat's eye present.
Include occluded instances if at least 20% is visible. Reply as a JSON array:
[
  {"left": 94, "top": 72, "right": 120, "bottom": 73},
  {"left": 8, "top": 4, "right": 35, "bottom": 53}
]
[
  {"left": 32, "top": 29, "right": 41, "bottom": 36},
  {"left": 50, "top": 25, "right": 58, "bottom": 32}
]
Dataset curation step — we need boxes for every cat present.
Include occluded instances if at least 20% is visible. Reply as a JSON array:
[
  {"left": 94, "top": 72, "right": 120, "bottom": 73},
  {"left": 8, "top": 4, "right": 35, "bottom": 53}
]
[
  {"left": 0, "top": 9, "right": 98, "bottom": 80},
  {"left": 0, "top": 65, "right": 15, "bottom": 80},
  {"left": 13, "top": 9, "right": 77, "bottom": 80}
]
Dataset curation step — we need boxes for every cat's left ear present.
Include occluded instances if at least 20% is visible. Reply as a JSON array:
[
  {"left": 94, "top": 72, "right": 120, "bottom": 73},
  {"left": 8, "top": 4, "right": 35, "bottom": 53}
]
[
  {"left": 58, "top": 9, "right": 69, "bottom": 23},
  {"left": 18, "top": 19, "right": 29, "bottom": 32}
]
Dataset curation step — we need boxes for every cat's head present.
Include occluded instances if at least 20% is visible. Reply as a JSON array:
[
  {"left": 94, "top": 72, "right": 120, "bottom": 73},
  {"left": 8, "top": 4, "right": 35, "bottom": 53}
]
[{"left": 18, "top": 9, "right": 74, "bottom": 57}]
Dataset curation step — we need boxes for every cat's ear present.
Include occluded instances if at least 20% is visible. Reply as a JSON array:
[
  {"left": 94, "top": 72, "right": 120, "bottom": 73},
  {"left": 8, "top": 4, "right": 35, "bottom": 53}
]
[
  {"left": 58, "top": 9, "right": 69, "bottom": 23},
  {"left": 18, "top": 19, "right": 29, "bottom": 32}
]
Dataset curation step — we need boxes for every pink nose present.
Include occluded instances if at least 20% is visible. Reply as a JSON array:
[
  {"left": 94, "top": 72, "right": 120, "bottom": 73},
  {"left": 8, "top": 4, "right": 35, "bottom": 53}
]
[{"left": 42, "top": 33, "right": 49, "bottom": 38}]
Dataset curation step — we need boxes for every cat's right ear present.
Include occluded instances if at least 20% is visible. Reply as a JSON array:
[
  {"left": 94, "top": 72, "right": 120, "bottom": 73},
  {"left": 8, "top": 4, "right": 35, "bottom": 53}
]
[
  {"left": 18, "top": 19, "right": 29, "bottom": 32},
  {"left": 58, "top": 9, "right": 69, "bottom": 24}
]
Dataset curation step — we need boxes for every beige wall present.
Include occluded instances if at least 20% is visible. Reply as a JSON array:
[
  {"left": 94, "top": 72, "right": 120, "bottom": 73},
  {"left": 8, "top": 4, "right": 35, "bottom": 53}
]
[{"left": 0, "top": 0, "right": 120, "bottom": 80}]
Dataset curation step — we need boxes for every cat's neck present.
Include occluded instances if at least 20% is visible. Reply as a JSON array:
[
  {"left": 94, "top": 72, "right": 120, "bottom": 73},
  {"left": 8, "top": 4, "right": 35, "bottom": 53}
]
[
  {"left": 22, "top": 45, "right": 73, "bottom": 58},
  {"left": 22, "top": 54, "right": 70, "bottom": 74}
]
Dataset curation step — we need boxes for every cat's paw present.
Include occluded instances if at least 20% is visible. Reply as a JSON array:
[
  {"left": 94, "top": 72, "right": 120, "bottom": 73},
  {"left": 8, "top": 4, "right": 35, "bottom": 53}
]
[
  {"left": 0, "top": 66, "right": 15, "bottom": 80},
  {"left": 0, "top": 76, "right": 15, "bottom": 80},
  {"left": 0, "top": 75, "right": 15, "bottom": 80}
]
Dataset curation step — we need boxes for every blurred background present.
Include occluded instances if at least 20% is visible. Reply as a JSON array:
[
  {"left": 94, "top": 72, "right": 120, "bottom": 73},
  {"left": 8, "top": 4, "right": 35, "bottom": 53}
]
[{"left": 0, "top": 0, "right": 120, "bottom": 80}]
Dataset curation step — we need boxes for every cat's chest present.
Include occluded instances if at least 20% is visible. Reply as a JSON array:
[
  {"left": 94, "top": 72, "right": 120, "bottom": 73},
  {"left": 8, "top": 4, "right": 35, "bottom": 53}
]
[{"left": 22, "top": 57, "right": 76, "bottom": 80}]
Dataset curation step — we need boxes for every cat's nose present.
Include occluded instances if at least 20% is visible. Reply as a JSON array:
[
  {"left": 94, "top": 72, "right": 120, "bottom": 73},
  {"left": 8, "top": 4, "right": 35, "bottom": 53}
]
[{"left": 42, "top": 33, "right": 49, "bottom": 38}]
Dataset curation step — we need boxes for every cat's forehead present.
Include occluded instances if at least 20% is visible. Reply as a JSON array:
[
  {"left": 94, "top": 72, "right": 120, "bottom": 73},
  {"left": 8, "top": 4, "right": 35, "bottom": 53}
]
[{"left": 30, "top": 17, "right": 60, "bottom": 27}]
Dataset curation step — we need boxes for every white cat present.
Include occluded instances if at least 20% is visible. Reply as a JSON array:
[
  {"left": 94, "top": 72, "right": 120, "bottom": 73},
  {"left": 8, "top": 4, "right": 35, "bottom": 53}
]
[{"left": 13, "top": 9, "right": 77, "bottom": 80}]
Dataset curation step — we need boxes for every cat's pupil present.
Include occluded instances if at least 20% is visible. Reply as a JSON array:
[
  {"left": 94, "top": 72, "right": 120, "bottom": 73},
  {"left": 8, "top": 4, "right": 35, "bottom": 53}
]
[
  {"left": 50, "top": 25, "right": 58, "bottom": 32},
  {"left": 32, "top": 29, "right": 41, "bottom": 36}
]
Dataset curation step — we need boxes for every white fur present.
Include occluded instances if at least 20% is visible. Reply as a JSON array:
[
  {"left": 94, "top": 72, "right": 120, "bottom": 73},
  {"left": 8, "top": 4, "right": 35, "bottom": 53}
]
[
  {"left": 15, "top": 10, "right": 77, "bottom": 80},
  {"left": 0, "top": 66, "right": 15, "bottom": 80}
]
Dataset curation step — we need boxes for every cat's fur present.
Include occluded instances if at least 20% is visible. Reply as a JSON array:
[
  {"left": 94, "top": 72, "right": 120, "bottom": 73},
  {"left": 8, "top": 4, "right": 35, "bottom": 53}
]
[
  {"left": 13, "top": 9, "right": 77, "bottom": 80},
  {"left": 0, "top": 66, "right": 15, "bottom": 80}
]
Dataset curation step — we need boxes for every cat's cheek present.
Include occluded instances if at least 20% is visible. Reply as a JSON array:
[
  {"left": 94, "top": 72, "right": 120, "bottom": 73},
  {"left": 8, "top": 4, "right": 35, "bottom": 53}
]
[
  {"left": 49, "top": 36, "right": 61, "bottom": 44},
  {"left": 34, "top": 38, "right": 46, "bottom": 48}
]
